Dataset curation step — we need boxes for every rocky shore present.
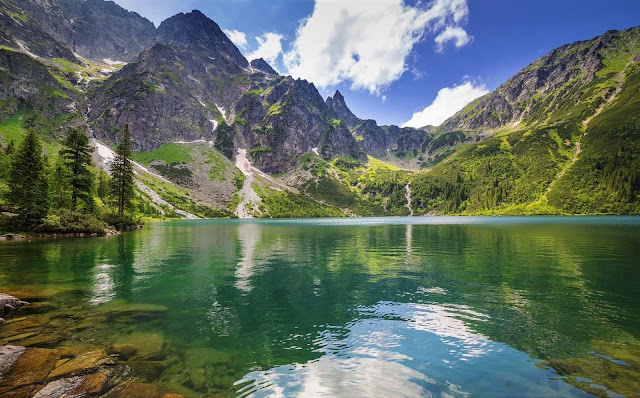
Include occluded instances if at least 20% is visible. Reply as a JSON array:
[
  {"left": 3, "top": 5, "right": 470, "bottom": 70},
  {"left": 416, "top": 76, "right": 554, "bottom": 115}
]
[
  {"left": 0, "top": 291, "right": 226, "bottom": 398},
  {"left": 0, "top": 228, "right": 128, "bottom": 242}
]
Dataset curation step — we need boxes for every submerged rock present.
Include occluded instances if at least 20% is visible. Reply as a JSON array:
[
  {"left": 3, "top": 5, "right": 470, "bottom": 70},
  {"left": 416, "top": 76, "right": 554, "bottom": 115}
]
[
  {"left": 33, "top": 373, "right": 108, "bottom": 398},
  {"left": 0, "top": 346, "right": 25, "bottom": 377},
  {"left": 124, "top": 361, "right": 166, "bottom": 381},
  {"left": 0, "top": 347, "right": 59, "bottom": 390},
  {"left": 48, "top": 349, "right": 113, "bottom": 379},
  {"left": 113, "top": 333, "right": 165, "bottom": 360},
  {"left": 109, "top": 343, "right": 137, "bottom": 360},
  {"left": 32, "top": 376, "right": 84, "bottom": 398},
  {"left": 102, "top": 382, "right": 183, "bottom": 398}
]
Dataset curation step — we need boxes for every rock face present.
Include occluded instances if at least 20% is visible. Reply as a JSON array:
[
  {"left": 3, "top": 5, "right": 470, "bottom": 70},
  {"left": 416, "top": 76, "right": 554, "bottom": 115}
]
[
  {"left": 0, "top": 0, "right": 77, "bottom": 62},
  {"left": 326, "top": 90, "right": 429, "bottom": 159},
  {"left": 250, "top": 58, "right": 277, "bottom": 75},
  {"left": 326, "top": 90, "right": 360, "bottom": 129},
  {"left": 14, "top": 0, "right": 156, "bottom": 62},
  {"left": 88, "top": 10, "right": 367, "bottom": 172}
]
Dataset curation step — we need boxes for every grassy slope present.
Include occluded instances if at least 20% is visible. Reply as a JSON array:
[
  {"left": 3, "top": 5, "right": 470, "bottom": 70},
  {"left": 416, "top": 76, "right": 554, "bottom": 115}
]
[{"left": 400, "top": 29, "right": 640, "bottom": 215}]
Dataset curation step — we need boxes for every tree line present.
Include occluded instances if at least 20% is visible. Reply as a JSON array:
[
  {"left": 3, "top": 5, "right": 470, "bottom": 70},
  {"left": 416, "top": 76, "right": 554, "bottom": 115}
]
[{"left": 0, "top": 124, "right": 147, "bottom": 233}]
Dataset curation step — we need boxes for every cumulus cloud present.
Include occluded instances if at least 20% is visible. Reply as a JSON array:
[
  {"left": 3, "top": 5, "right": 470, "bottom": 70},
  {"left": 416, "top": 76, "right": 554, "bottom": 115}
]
[
  {"left": 435, "top": 26, "right": 471, "bottom": 52},
  {"left": 247, "top": 32, "right": 284, "bottom": 65},
  {"left": 223, "top": 29, "right": 248, "bottom": 49},
  {"left": 284, "top": 0, "right": 471, "bottom": 94},
  {"left": 403, "top": 81, "right": 488, "bottom": 128}
]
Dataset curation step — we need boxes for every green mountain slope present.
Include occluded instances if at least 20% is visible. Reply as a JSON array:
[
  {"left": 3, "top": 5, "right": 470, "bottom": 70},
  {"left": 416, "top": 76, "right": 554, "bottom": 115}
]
[{"left": 406, "top": 27, "right": 640, "bottom": 215}]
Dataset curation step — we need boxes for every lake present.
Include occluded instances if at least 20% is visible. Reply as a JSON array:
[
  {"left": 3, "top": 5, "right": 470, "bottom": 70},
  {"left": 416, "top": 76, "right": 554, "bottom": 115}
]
[{"left": 1, "top": 216, "right": 639, "bottom": 397}]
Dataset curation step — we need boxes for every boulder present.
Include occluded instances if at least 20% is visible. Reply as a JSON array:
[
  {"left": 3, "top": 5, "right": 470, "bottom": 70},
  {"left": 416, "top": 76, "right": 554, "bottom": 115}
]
[
  {"left": 48, "top": 349, "right": 113, "bottom": 379},
  {"left": 33, "top": 373, "right": 107, "bottom": 398},
  {"left": 0, "top": 294, "right": 29, "bottom": 318},
  {"left": 0, "top": 346, "right": 25, "bottom": 377},
  {"left": 124, "top": 361, "right": 166, "bottom": 380},
  {"left": 113, "top": 333, "right": 165, "bottom": 360},
  {"left": 108, "top": 343, "right": 137, "bottom": 360},
  {"left": 102, "top": 382, "right": 162, "bottom": 398},
  {"left": 0, "top": 347, "right": 59, "bottom": 388},
  {"left": 32, "top": 376, "right": 83, "bottom": 398}
]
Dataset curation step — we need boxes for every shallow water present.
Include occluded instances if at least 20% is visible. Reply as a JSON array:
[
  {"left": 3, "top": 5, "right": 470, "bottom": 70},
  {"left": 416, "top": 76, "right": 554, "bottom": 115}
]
[{"left": 1, "top": 216, "right": 639, "bottom": 397}]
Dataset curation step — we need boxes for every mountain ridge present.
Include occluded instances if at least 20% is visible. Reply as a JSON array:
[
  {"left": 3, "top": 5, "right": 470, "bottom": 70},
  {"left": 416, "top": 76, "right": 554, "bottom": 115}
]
[{"left": 0, "top": 0, "right": 637, "bottom": 217}]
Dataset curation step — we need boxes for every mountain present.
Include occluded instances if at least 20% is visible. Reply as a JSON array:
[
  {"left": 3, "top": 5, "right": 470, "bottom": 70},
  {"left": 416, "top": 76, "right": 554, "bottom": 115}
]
[
  {"left": 409, "top": 27, "right": 640, "bottom": 214},
  {"left": 0, "top": 0, "right": 637, "bottom": 218},
  {"left": 0, "top": 0, "right": 77, "bottom": 61},
  {"left": 14, "top": 0, "right": 156, "bottom": 62}
]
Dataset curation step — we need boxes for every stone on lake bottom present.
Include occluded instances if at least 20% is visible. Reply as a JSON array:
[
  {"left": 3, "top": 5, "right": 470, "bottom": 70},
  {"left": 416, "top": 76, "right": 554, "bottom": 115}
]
[
  {"left": 113, "top": 333, "right": 165, "bottom": 360},
  {"left": 48, "top": 349, "right": 113, "bottom": 379},
  {"left": 109, "top": 343, "right": 137, "bottom": 360}
]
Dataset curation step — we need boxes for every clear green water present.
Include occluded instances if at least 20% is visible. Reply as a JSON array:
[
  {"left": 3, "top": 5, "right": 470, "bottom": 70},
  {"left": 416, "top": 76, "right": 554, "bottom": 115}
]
[{"left": 1, "top": 216, "right": 639, "bottom": 397}]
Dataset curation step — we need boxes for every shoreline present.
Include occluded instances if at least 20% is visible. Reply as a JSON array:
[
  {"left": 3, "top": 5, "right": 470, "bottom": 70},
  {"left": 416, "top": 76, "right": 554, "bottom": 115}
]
[{"left": 0, "top": 225, "right": 145, "bottom": 242}]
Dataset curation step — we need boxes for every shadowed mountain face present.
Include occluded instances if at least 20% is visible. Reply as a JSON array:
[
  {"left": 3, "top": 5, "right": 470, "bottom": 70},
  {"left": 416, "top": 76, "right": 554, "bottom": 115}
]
[
  {"left": 0, "top": 0, "right": 638, "bottom": 216},
  {"left": 13, "top": 0, "right": 156, "bottom": 62}
]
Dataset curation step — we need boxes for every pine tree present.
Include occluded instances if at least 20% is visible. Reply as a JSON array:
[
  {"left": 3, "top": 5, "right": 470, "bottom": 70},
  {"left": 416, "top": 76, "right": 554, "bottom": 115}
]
[
  {"left": 60, "top": 129, "right": 94, "bottom": 210},
  {"left": 49, "top": 156, "right": 71, "bottom": 209},
  {"left": 96, "top": 170, "right": 110, "bottom": 202},
  {"left": 110, "top": 124, "right": 134, "bottom": 220},
  {"left": 8, "top": 129, "right": 49, "bottom": 225}
]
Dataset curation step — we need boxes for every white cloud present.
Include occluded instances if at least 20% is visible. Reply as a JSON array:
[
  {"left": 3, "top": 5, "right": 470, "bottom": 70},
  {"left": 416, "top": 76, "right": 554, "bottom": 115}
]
[
  {"left": 223, "top": 29, "right": 248, "bottom": 49},
  {"left": 403, "top": 81, "right": 488, "bottom": 128},
  {"left": 435, "top": 26, "right": 471, "bottom": 52},
  {"left": 284, "top": 0, "right": 471, "bottom": 94},
  {"left": 247, "top": 32, "right": 284, "bottom": 65}
]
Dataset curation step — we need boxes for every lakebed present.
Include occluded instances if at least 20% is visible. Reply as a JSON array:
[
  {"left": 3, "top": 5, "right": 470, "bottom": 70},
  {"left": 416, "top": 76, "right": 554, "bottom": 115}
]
[{"left": 0, "top": 216, "right": 639, "bottom": 397}]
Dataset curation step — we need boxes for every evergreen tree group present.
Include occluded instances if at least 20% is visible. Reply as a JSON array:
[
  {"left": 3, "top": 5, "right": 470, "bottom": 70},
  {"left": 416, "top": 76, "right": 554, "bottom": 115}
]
[
  {"left": 8, "top": 129, "right": 49, "bottom": 226},
  {"left": 1, "top": 125, "right": 140, "bottom": 231}
]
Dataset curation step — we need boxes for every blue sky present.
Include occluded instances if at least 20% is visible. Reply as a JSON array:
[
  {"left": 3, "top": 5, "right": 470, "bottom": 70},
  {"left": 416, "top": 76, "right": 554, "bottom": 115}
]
[{"left": 113, "top": 0, "right": 640, "bottom": 127}]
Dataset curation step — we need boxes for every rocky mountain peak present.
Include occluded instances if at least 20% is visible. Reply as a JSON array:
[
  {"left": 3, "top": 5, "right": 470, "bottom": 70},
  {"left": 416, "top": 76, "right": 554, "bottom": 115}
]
[
  {"left": 250, "top": 58, "right": 277, "bottom": 75},
  {"left": 157, "top": 9, "right": 248, "bottom": 68},
  {"left": 326, "top": 90, "right": 359, "bottom": 129}
]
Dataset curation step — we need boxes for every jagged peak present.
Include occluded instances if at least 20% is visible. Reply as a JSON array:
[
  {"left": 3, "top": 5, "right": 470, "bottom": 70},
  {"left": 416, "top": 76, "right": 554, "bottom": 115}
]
[
  {"left": 157, "top": 9, "right": 248, "bottom": 67},
  {"left": 250, "top": 58, "right": 277, "bottom": 75}
]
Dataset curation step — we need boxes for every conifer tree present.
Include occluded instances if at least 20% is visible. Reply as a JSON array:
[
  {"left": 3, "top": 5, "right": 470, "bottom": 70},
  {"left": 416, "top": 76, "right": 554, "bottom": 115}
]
[
  {"left": 8, "top": 129, "right": 49, "bottom": 225},
  {"left": 49, "top": 156, "right": 71, "bottom": 209},
  {"left": 60, "top": 129, "right": 94, "bottom": 210},
  {"left": 110, "top": 124, "right": 134, "bottom": 219}
]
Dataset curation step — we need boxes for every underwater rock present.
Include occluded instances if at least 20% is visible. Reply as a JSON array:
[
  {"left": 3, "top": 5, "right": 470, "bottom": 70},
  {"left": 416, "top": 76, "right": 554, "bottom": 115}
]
[
  {"left": 125, "top": 361, "right": 166, "bottom": 381},
  {"left": 32, "top": 376, "right": 84, "bottom": 398},
  {"left": 188, "top": 368, "right": 206, "bottom": 390},
  {"left": 0, "top": 347, "right": 59, "bottom": 389},
  {"left": 109, "top": 343, "right": 137, "bottom": 360},
  {"left": 48, "top": 349, "right": 113, "bottom": 379},
  {"left": 75, "top": 373, "right": 108, "bottom": 395},
  {"left": 0, "top": 384, "right": 43, "bottom": 398},
  {"left": 102, "top": 382, "right": 179, "bottom": 398},
  {"left": 98, "top": 300, "right": 169, "bottom": 317},
  {"left": 33, "top": 373, "right": 107, "bottom": 398},
  {"left": 0, "top": 345, "right": 25, "bottom": 377},
  {"left": 114, "top": 333, "right": 165, "bottom": 360}
]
